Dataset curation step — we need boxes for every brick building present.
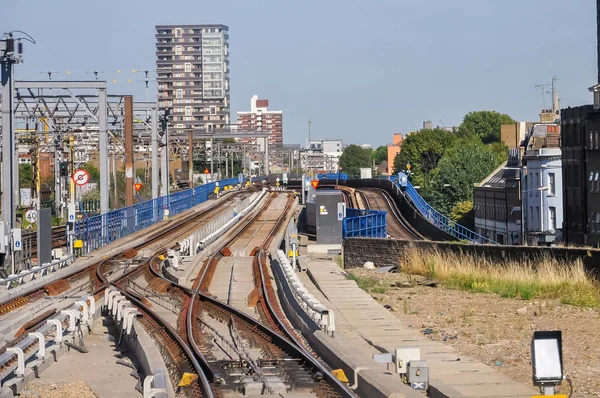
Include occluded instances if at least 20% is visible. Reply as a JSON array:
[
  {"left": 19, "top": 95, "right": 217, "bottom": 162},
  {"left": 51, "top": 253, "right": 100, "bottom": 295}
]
[{"left": 236, "top": 95, "right": 283, "bottom": 148}]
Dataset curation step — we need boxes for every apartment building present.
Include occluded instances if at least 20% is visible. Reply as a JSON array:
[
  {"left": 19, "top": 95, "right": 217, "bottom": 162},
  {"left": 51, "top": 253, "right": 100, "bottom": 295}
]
[
  {"left": 237, "top": 95, "right": 283, "bottom": 148},
  {"left": 155, "top": 24, "right": 230, "bottom": 135}
]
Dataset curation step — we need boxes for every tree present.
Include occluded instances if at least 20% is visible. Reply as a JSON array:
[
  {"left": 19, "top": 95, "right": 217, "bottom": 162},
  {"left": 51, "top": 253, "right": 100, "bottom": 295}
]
[
  {"left": 371, "top": 145, "right": 387, "bottom": 165},
  {"left": 19, "top": 164, "right": 33, "bottom": 188},
  {"left": 489, "top": 141, "right": 509, "bottom": 163},
  {"left": 460, "top": 111, "right": 515, "bottom": 145},
  {"left": 79, "top": 162, "right": 100, "bottom": 183},
  {"left": 450, "top": 201, "right": 475, "bottom": 229},
  {"left": 425, "top": 140, "right": 503, "bottom": 214},
  {"left": 393, "top": 129, "right": 458, "bottom": 187},
  {"left": 339, "top": 145, "right": 372, "bottom": 177}
]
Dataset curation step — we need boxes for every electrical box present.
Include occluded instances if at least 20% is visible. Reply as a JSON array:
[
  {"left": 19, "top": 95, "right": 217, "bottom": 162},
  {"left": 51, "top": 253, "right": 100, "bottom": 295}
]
[
  {"left": 407, "top": 360, "right": 429, "bottom": 390},
  {"left": 394, "top": 347, "right": 420, "bottom": 374},
  {"left": 316, "top": 190, "right": 343, "bottom": 245}
]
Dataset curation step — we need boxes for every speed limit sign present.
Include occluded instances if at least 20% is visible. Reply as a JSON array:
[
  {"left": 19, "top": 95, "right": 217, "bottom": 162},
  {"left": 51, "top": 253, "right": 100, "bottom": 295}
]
[{"left": 25, "top": 209, "right": 37, "bottom": 224}]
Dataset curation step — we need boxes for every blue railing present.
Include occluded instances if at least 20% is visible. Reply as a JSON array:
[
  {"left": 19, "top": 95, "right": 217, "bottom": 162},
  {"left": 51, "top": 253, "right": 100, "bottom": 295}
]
[
  {"left": 319, "top": 173, "right": 348, "bottom": 181},
  {"left": 73, "top": 178, "right": 239, "bottom": 253},
  {"left": 399, "top": 179, "right": 497, "bottom": 244},
  {"left": 343, "top": 208, "right": 387, "bottom": 238}
]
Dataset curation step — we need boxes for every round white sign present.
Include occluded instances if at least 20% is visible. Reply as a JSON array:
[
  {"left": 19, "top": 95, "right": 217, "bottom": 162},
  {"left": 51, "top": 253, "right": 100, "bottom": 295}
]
[
  {"left": 72, "top": 169, "right": 90, "bottom": 186},
  {"left": 25, "top": 209, "right": 37, "bottom": 224}
]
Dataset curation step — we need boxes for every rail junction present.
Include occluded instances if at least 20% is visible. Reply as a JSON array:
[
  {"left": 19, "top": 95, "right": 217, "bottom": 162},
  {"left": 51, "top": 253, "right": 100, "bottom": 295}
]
[{"left": 0, "top": 179, "right": 544, "bottom": 398}]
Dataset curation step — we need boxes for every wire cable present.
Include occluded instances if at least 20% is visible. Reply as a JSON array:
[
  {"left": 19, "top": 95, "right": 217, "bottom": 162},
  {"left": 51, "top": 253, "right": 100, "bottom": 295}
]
[
  {"left": 11, "top": 30, "right": 36, "bottom": 44},
  {"left": 565, "top": 376, "right": 573, "bottom": 398}
]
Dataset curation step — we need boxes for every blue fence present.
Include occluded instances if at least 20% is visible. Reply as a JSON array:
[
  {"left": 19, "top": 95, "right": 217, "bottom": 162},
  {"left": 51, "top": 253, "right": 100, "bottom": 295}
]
[
  {"left": 398, "top": 179, "right": 497, "bottom": 244},
  {"left": 343, "top": 208, "right": 387, "bottom": 238},
  {"left": 73, "top": 178, "right": 239, "bottom": 253},
  {"left": 319, "top": 173, "right": 348, "bottom": 181}
]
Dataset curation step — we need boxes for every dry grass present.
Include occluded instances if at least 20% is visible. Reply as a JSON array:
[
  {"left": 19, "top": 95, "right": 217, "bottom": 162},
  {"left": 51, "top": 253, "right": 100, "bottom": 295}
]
[{"left": 400, "top": 247, "right": 600, "bottom": 308}]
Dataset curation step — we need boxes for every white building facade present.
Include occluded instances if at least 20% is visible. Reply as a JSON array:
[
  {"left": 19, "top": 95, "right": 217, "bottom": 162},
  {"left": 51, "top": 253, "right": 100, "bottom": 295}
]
[{"left": 522, "top": 145, "right": 563, "bottom": 245}]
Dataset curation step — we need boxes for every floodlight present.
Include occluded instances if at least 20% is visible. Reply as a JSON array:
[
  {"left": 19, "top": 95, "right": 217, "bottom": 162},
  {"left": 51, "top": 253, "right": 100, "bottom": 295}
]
[{"left": 531, "top": 330, "right": 563, "bottom": 394}]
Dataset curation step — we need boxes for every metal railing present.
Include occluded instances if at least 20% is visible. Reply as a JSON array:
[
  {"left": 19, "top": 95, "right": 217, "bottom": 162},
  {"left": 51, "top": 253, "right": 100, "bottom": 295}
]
[
  {"left": 343, "top": 208, "right": 387, "bottom": 238},
  {"left": 400, "top": 180, "right": 498, "bottom": 244},
  {"left": 72, "top": 178, "right": 239, "bottom": 254}
]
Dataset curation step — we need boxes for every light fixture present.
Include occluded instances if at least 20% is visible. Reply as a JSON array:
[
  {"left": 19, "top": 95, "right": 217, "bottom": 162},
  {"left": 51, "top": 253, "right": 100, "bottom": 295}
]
[{"left": 531, "top": 330, "right": 564, "bottom": 395}]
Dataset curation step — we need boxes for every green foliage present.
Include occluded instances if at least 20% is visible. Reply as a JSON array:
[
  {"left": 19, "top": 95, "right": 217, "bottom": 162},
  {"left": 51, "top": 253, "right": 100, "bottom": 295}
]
[
  {"left": 371, "top": 145, "right": 388, "bottom": 164},
  {"left": 339, "top": 145, "right": 372, "bottom": 177},
  {"left": 19, "top": 164, "right": 33, "bottom": 188},
  {"left": 450, "top": 201, "right": 475, "bottom": 229},
  {"left": 460, "top": 111, "right": 515, "bottom": 144},
  {"left": 81, "top": 188, "right": 100, "bottom": 202},
  {"left": 79, "top": 163, "right": 100, "bottom": 182},
  {"left": 425, "top": 140, "right": 502, "bottom": 214},
  {"left": 393, "top": 129, "right": 457, "bottom": 187},
  {"left": 346, "top": 273, "right": 388, "bottom": 294},
  {"left": 489, "top": 141, "right": 509, "bottom": 163}
]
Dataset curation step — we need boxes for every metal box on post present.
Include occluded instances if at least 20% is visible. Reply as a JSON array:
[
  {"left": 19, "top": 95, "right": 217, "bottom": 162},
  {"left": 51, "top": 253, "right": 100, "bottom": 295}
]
[
  {"left": 406, "top": 360, "right": 429, "bottom": 390},
  {"left": 316, "top": 190, "right": 343, "bottom": 245}
]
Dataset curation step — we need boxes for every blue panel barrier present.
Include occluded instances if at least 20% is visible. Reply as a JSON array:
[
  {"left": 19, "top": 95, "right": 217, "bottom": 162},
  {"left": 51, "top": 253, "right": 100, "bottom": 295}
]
[
  {"left": 343, "top": 208, "right": 387, "bottom": 238},
  {"left": 318, "top": 173, "right": 348, "bottom": 181},
  {"left": 72, "top": 178, "right": 240, "bottom": 255},
  {"left": 397, "top": 178, "right": 497, "bottom": 244}
]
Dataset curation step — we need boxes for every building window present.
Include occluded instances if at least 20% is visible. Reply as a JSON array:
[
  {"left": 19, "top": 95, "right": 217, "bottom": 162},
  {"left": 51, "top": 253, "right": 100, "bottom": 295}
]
[
  {"left": 175, "top": 28, "right": 182, "bottom": 38},
  {"left": 590, "top": 171, "right": 595, "bottom": 193},
  {"left": 590, "top": 132, "right": 594, "bottom": 149},
  {"left": 210, "top": 106, "right": 216, "bottom": 115},
  {"left": 206, "top": 123, "right": 214, "bottom": 132},
  {"left": 185, "top": 106, "right": 192, "bottom": 116},
  {"left": 596, "top": 171, "right": 600, "bottom": 193},
  {"left": 175, "top": 46, "right": 182, "bottom": 55},
  {"left": 548, "top": 173, "right": 555, "bottom": 195},
  {"left": 184, "top": 63, "right": 191, "bottom": 72},
  {"left": 176, "top": 89, "right": 183, "bottom": 99},
  {"left": 596, "top": 132, "right": 599, "bottom": 150},
  {"left": 549, "top": 207, "right": 556, "bottom": 230}
]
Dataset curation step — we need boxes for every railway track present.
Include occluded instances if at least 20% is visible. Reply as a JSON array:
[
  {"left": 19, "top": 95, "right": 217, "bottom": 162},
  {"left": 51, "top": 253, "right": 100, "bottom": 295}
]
[
  {"left": 0, "top": 193, "right": 255, "bottom": 398},
  {"left": 2, "top": 189, "right": 352, "bottom": 396},
  {"left": 126, "top": 193, "right": 353, "bottom": 397},
  {"left": 359, "top": 188, "right": 424, "bottom": 240},
  {"left": 0, "top": 192, "right": 249, "bottom": 320}
]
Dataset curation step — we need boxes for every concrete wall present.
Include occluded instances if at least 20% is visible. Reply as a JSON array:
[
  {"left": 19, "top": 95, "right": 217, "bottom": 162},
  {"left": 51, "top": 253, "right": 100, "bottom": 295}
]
[{"left": 343, "top": 238, "right": 600, "bottom": 276}]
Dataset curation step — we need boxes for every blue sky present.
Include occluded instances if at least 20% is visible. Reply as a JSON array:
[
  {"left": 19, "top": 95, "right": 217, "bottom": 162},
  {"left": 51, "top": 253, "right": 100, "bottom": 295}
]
[{"left": 1, "top": 0, "right": 596, "bottom": 147}]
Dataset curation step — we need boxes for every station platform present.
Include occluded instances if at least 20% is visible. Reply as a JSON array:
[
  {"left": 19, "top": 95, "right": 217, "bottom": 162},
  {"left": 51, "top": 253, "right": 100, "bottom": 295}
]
[{"left": 296, "top": 238, "right": 537, "bottom": 398}]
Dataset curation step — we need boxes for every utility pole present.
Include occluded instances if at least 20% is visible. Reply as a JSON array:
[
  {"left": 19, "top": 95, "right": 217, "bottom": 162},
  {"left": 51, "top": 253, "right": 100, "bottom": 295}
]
[
  {"left": 159, "top": 109, "right": 170, "bottom": 198},
  {"left": 151, "top": 106, "right": 159, "bottom": 199},
  {"left": 35, "top": 136, "right": 41, "bottom": 210},
  {"left": 264, "top": 136, "right": 269, "bottom": 176},
  {"left": 124, "top": 96, "right": 134, "bottom": 206},
  {"left": 209, "top": 137, "right": 214, "bottom": 180},
  {"left": 188, "top": 131, "right": 193, "bottom": 188},
  {"left": 1, "top": 33, "right": 24, "bottom": 274},
  {"left": 54, "top": 135, "right": 61, "bottom": 217},
  {"left": 69, "top": 136, "right": 75, "bottom": 206}
]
